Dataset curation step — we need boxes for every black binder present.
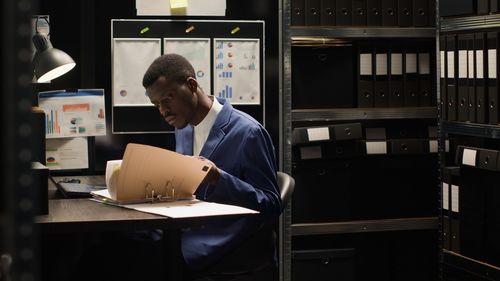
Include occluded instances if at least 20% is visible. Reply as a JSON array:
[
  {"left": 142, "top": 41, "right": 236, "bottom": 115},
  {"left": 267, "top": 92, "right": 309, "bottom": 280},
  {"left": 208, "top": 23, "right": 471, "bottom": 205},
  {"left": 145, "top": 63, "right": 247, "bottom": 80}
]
[
  {"left": 352, "top": 0, "right": 367, "bottom": 26},
  {"left": 477, "top": 0, "right": 489, "bottom": 15},
  {"left": 305, "top": 0, "right": 321, "bottom": 26},
  {"left": 441, "top": 166, "right": 460, "bottom": 251},
  {"left": 447, "top": 34, "right": 458, "bottom": 121},
  {"left": 404, "top": 47, "right": 419, "bottom": 106},
  {"left": 389, "top": 46, "right": 404, "bottom": 107},
  {"left": 367, "top": 0, "right": 382, "bottom": 26},
  {"left": 336, "top": 0, "right": 352, "bottom": 26},
  {"left": 397, "top": 0, "right": 413, "bottom": 27},
  {"left": 320, "top": 0, "right": 336, "bottom": 26},
  {"left": 491, "top": 0, "right": 499, "bottom": 13},
  {"left": 428, "top": 0, "right": 436, "bottom": 27},
  {"left": 375, "top": 46, "right": 389, "bottom": 107},
  {"left": 358, "top": 46, "right": 374, "bottom": 107},
  {"left": 457, "top": 34, "right": 469, "bottom": 121},
  {"left": 413, "top": 0, "right": 428, "bottom": 27},
  {"left": 487, "top": 31, "right": 499, "bottom": 125},
  {"left": 475, "top": 33, "right": 487, "bottom": 124},
  {"left": 292, "top": 0, "right": 306, "bottom": 26},
  {"left": 381, "top": 0, "right": 397, "bottom": 26},
  {"left": 418, "top": 46, "right": 433, "bottom": 106},
  {"left": 466, "top": 33, "right": 476, "bottom": 123},
  {"left": 440, "top": 37, "right": 448, "bottom": 119}
]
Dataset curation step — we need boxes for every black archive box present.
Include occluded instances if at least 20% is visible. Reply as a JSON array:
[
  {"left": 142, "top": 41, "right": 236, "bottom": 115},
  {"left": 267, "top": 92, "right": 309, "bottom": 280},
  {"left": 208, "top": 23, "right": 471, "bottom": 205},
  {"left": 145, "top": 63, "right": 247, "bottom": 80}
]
[
  {"left": 32, "top": 162, "right": 49, "bottom": 215},
  {"left": 292, "top": 46, "right": 354, "bottom": 109},
  {"left": 292, "top": 248, "right": 356, "bottom": 281}
]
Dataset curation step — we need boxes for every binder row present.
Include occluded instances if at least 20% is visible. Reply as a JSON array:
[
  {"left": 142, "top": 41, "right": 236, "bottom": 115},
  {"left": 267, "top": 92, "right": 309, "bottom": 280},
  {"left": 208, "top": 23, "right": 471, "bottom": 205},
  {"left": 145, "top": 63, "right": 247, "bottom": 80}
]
[
  {"left": 441, "top": 164, "right": 500, "bottom": 267},
  {"left": 440, "top": 0, "right": 500, "bottom": 18},
  {"left": 293, "top": 125, "right": 444, "bottom": 160},
  {"left": 440, "top": 32, "right": 500, "bottom": 125},
  {"left": 292, "top": 0, "right": 436, "bottom": 27},
  {"left": 455, "top": 145, "right": 500, "bottom": 171},
  {"left": 357, "top": 43, "right": 434, "bottom": 108}
]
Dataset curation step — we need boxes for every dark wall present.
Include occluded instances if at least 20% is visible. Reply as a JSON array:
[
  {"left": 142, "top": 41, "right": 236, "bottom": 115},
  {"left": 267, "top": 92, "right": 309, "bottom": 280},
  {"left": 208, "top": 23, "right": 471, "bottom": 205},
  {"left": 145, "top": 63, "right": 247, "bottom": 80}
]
[{"left": 36, "top": 0, "right": 280, "bottom": 173}]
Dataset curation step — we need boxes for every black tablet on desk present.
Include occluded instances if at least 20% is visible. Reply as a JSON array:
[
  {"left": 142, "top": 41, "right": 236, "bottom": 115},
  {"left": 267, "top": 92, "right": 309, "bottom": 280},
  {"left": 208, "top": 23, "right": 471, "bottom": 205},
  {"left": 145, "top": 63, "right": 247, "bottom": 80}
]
[{"left": 56, "top": 182, "right": 106, "bottom": 198}]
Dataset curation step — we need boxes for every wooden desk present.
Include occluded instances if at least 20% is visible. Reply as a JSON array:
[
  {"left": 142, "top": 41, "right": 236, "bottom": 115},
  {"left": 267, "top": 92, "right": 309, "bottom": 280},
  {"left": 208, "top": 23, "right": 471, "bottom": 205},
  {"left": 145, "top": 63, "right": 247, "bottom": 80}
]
[{"left": 36, "top": 198, "right": 230, "bottom": 281}]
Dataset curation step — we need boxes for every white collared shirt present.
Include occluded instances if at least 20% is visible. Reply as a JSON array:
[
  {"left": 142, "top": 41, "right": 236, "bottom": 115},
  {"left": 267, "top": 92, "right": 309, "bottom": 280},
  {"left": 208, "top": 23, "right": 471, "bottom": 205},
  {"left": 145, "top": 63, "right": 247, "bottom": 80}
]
[{"left": 193, "top": 97, "right": 223, "bottom": 156}]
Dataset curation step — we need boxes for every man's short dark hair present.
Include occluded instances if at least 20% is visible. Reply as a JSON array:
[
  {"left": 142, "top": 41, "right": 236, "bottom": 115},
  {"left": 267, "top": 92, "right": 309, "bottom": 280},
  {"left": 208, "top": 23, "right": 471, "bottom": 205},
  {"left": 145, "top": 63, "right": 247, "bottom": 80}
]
[{"left": 142, "top": 54, "right": 196, "bottom": 88}]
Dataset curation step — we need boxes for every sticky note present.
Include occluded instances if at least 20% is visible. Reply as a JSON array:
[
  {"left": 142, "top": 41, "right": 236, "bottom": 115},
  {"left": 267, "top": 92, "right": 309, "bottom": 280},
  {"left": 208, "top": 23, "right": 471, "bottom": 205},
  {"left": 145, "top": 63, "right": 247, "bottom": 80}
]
[{"left": 170, "top": 0, "right": 188, "bottom": 9}]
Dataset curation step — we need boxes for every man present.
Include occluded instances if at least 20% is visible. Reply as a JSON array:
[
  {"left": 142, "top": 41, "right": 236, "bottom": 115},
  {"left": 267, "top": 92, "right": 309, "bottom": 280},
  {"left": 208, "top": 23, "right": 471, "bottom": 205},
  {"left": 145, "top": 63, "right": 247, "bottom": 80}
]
[{"left": 142, "top": 54, "right": 282, "bottom": 280}]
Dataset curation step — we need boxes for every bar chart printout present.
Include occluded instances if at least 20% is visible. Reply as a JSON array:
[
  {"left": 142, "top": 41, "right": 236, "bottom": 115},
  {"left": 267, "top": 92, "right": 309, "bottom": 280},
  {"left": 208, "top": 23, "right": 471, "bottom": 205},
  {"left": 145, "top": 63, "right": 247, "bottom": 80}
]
[
  {"left": 38, "top": 89, "right": 107, "bottom": 138},
  {"left": 213, "top": 38, "right": 260, "bottom": 105}
]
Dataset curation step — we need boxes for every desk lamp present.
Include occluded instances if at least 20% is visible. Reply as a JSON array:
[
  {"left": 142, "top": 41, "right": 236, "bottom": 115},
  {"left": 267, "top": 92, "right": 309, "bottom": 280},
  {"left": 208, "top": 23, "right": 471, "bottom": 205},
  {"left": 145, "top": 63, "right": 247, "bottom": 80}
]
[{"left": 32, "top": 17, "right": 75, "bottom": 83}]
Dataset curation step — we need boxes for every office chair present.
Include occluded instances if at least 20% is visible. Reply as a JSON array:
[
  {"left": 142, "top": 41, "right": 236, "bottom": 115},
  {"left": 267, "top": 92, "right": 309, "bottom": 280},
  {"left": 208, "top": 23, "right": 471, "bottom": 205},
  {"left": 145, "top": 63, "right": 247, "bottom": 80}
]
[{"left": 277, "top": 171, "right": 295, "bottom": 211}]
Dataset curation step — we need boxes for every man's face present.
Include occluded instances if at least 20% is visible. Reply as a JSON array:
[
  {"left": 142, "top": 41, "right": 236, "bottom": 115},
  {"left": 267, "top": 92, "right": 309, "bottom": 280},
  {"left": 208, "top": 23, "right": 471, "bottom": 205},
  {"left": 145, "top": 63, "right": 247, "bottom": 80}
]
[{"left": 146, "top": 76, "right": 197, "bottom": 129}]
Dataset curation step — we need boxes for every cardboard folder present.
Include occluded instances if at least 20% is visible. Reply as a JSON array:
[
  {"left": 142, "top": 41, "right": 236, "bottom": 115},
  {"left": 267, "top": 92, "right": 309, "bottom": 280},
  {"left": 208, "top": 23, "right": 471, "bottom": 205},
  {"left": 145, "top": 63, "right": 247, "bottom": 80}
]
[{"left": 93, "top": 143, "right": 210, "bottom": 204}]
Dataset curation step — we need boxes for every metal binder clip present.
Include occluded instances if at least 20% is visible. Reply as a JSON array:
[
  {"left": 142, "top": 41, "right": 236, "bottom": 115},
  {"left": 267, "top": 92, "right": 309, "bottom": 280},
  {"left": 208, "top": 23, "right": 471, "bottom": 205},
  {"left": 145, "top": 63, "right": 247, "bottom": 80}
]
[{"left": 144, "top": 181, "right": 176, "bottom": 203}]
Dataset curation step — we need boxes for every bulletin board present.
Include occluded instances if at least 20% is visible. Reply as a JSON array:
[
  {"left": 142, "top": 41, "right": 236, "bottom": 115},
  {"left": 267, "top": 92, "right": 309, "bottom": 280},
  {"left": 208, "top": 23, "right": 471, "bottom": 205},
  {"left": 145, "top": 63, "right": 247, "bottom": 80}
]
[{"left": 111, "top": 19, "right": 265, "bottom": 134}]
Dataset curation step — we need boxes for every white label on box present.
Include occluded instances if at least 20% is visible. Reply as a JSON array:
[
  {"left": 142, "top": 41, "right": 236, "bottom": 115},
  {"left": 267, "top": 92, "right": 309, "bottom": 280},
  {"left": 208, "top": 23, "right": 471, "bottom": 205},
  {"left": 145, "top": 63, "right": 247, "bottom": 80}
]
[
  {"left": 488, "top": 49, "right": 497, "bottom": 79},
  {"left": 376, "top": 53, "right": 388, "bottom": 75},
  {"left": 440, "top": 51, "right": 445, "bottom": 78},
  {"left": 307, "top": 127, "right": 330, "bottom": 142},
  {"left": 476, "top": 50, "right": 484, "bottom": 79},
  {"left": 442, "top": 182, "right": 449, "bottom": 210},
  {"left": 462, "top": 148, "right": 477, "bottom": 166},
  {"left": 406, "top": 53, "right": 417, "bottom": 73},
  {"left": 451, "top": 184, "right": 459, "bottom": 213},
  {"left": 445, "top": 140, "right": 450, "bottom": 152},
  {"left": 459, "top": 50, "right": 467, "bottom": 78},
  {"left": 447, "top": 51, "right": 455, "bottom": 78},
  {"left": 360, "top": 53, "right": 372, "bottom": 75},
  {"left": 429, "top": 140, "right": 438, "bottom": 153},
  {"left": 392, "top": 53, "right": 403, "bottom": 75},
  {"left": 365, "top": 141, "right": 387, "bottom": 155}
]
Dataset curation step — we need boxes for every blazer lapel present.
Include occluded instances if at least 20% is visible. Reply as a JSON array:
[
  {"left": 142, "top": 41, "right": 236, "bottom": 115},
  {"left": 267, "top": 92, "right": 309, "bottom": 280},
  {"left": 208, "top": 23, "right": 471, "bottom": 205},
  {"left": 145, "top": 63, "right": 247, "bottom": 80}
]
[{"left": 199, "top": 98, "right": 231, "bottom": 159}]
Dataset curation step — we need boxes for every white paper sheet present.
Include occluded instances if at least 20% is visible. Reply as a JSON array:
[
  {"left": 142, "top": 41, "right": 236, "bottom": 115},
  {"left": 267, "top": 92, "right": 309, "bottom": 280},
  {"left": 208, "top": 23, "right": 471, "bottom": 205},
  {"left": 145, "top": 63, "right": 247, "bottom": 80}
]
[
  {"left": 213, "top": 38, "right": 260, "bottom": 104},
  {"left": 163, "top": 38, "right": 211, "bottom": 94},
  {"left": 113, "top": 38, "right": 161, "bottom": 106},
  {"left": 129, "top": 200, "right": 258, "bottom": 218},
  {"left": 45, "top": 137, "right": 89, "bottom": 170},
  {"left": 38, "top": 90, "right": 106, "bottom": 138},
  {"left": 136, "top": 0, "right": 226, "bottom": 16}
]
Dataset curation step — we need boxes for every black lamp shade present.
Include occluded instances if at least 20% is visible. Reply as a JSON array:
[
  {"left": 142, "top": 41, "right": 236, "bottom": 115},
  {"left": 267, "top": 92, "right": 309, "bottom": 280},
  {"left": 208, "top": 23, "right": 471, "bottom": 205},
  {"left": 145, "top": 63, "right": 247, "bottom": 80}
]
[{"left": 32, "top": 33, "right": 75, "bottom": 83}]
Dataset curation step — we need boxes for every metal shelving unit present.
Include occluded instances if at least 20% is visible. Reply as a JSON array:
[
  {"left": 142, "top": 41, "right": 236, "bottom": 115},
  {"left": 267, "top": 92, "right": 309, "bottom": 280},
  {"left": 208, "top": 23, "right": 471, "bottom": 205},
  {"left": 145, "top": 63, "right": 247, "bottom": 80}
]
[
  {"left": 442, "top": 121, "right": 500, "bottom": 139},
  {"left": 292, "top": 217, "right": 438, "bottom": 236},
  {"left": 291, "top": 26, "right": 436, "bottom": 38},
  {"left": 438, "top": 12, "right": 500, "bottom": 281},
  {"left": 292, "top": 107, "right": 437, "bottom": 122}
]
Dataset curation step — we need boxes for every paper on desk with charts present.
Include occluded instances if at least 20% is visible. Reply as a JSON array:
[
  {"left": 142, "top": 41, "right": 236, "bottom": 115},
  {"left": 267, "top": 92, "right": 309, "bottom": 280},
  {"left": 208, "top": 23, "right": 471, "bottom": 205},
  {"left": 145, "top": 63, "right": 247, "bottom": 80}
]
[{"left": 92, "top": 143, "right": 210, "bottom": 204}]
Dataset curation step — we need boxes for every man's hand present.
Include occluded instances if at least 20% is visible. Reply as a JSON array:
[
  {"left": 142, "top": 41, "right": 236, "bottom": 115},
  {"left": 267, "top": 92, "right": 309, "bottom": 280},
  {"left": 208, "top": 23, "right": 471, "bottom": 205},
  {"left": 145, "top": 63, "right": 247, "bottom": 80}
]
[{"left": 194, "top": 156, "right": 220, "bottom": 185}]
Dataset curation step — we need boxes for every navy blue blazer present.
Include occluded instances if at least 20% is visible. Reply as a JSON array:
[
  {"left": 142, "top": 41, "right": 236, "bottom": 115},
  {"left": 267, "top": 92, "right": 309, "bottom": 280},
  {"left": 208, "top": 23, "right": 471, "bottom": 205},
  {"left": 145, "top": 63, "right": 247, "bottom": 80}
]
[{"left": 175, "top": 98, "right": 282, "bottom": 271}]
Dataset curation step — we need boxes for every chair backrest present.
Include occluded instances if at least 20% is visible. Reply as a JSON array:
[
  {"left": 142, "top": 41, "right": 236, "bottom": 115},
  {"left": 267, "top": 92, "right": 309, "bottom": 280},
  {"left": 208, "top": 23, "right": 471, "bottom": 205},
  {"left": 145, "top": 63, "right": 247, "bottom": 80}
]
[{"left": 277, "top": 171, "right": 295, "bottom": 210}]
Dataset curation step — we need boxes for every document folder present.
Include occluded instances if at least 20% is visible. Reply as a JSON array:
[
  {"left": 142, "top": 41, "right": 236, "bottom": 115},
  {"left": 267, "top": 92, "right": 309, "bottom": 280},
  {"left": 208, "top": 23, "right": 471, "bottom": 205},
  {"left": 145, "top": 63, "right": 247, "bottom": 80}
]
[
  {"left": 292, "top": 0, "right": 306, "bottom": 25},
  {"left": 367, "top": 0, "right": 382, "bottom": 26},
  {"left": 457, "top": 34, "right": 469, "bottom": 121},
  {"left": 404, "top": 47, "right": 419, "bottom": 106},
  {"left": 375, "top": 47, "right": 389, "bottom": 107},
  {"left": 440, "top": 37, "right": 448, "bottom": 119},
  {"left": 336, "top": 0, "right": 352, "bottom": 26},
  {"left": 358, "top": 46, "right": 374, "bottom": 107},
  {"left": 447, "top": 34, "right": 458, "bottom": 120},
  {"left": 320, "top": 0, "right": 336, "bottom": 26},
  {"left": 305, "top": 0, "right": 321, "bottom": 26},
  {"left": 487, "top": 31, "right": 499, "bottom": 125},
  {"left": 389, "top": 46, "right": 404, "bottom": 107},
  {"left": 475, "top": 32, "right": 487, "bottom": 123},
  {"left": 352, "top": 0, "right": 367, "bottom": 26},
  {"left": 413, "top": 0, "right": 429, "bottom": 27},
  {"left": 382, "top": 0, "right": 398, "bottom": 26},
  {"left": 466, "top": 33, "right": 476, "bottom": 122},
  {"left": 418, "top": 49, "right": 433, "bottom": 106},
  {"left": 397, "top": 0, "right": 413, "bottom": 27}
]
